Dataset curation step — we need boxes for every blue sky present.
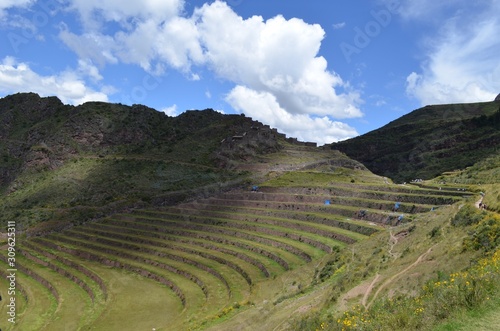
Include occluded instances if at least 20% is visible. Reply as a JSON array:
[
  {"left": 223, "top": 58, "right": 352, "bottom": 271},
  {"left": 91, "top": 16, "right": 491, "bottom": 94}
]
[{"left": 1, "top": 0, "right": 499, "bottom": 145}]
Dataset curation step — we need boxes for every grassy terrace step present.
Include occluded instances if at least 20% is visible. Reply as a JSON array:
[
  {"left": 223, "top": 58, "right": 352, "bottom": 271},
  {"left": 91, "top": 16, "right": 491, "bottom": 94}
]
[
  {"left": 212, "top": 191, "right": 434, "bottom": 214},
  {"left": 226, "top": 188, "right": 418, "bottom": 202},
  {"left": 406, "top": 182, "right": 473, "bottom": 194},
  {"left": 257, "top": 185, "right": 465, "bottom": 205},
  {"left": 51, "top": 232, "right": 207, "bottom": 302},
  {"left": 126, "top": 211, "right": 346, "bottom": 252},
  {"left": 83, "top": 221, "right": 290, "bottom": 273},
  {"left": 106, "top": 215, "right": 315, "bottom": 263},
  {"left": 87, "top": 265, "right": 185, "bottom": 331},
  {"left": 18, "top": 246, "right": 96, "bottom": 303},
  {"left": 182, "top": 198, "right": 397, "bottom": 224},
  {"left": 0, "top": 265, "right": 28, "bottom": 330},
  {"left": 0, "top": 260, "right": 57, "bottom": 331},
  {"left": 0, "top": 267, "right": 28, "bottom": 303},
  {"left": 65, "top": 227, "right": 243, "bottom": 294},
  {"left": 27, "top": 238, "right": 185, "bottom": 330},
  {"left": 42, "top": 234, "right": 187, "bottom": 307},
  {"left": 313, "top": 181, "right": 473, "bottom": 197},
  {"left": 167, "top": 203, "right": 380, "bottom": 236},
  {"left": 23, "top": 240, "right": 108, "bottom": 302},
  {"left": 58, "top": 229, "right": 237, "bottom": 314},
  {"left": 259, "top": 171, "right": 472, "bottom": 195},
  {"left": 10, "top": 255, "right": 93, "bottom": 330},
  {"left": 0, "top": 254, "right": 59, "bottom": 303},
  {"left": 28, "top": 239, "right": 108, "bottom": 300},
  {"left": 136, "top": 209, "right": 358, "bottom": 244},
  {"left": 116, "top": 213, "right": 331, "bottom": 260},
  {"left": 71, "top": 224, "right": 268, "bottom": 282}
]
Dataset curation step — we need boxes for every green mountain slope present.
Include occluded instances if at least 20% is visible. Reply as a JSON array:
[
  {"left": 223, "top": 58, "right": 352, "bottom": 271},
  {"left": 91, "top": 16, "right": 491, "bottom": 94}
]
[
  {"left": 0, "top": 93, "right": 282, "bottom": 229},
  {"left": 329, "top": 101, "right": 500, "bottom": 182},
  {"left": 1, "top": 93, "right": 499, "bottom": 331}
]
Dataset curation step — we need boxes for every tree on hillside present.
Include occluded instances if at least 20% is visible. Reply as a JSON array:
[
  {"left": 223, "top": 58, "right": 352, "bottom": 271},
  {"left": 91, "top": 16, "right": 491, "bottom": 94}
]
[{"left": 492, "top": 106, "right": 500, "bottom": 127}]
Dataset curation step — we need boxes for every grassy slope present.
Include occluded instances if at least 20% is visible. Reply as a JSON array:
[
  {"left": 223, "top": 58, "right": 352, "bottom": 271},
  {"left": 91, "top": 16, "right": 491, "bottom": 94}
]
[
  {"left": 264, "top": 203, "right": 499, "bottom": 331},
  {"left": 431, "top": 153, "right": 500, "bottom": 212},
  {"left": 278, "top": 152, "right": 500, "bottom": 330},
  {"left": 433, "top": 298, "right": 500, "bottom": 331},
  {"left": 0, "top": 261, "right": 57, "bottom": 331},
  {"left": 87, "top": 266, "right": 184, "bottom": 331}
]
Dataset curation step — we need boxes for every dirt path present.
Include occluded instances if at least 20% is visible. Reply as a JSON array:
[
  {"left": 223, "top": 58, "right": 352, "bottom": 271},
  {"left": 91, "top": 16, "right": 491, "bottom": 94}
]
[
  {"left": 362, "top": 274, "right": 380, "bottom": 309},
  {"left": 388, "top": 231, "right": 398, "bottom": 259},
  {"left": 475, "top": 196, "right": 483, "bottom": 209},
  {"left": 339, "top": 231, "right": 396, "bottom": 310},
  {"left": 366, "top": 244, "right": 436, "bottom": 309},
  {"left": 338, "top": 279, "right": 372, "bottom": 311}
]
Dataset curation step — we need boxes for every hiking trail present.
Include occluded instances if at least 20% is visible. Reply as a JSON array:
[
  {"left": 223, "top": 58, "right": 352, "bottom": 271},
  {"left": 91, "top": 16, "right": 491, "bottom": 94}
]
[{"left": 366, "top": 244, "right": 437, "bottom": 309}]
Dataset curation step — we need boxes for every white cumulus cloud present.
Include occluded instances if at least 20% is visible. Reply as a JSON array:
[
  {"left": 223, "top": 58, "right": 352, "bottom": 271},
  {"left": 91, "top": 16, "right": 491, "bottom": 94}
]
[
  {"left": 195, "top": 1, "right": 362, "bottom": 118},
  {"left": 0, "top": 0, "right": 34, "bottom": 16},
  {"left": 65, "top": 0, "right": 184, "bottom": 29},
  {"left": 226, "top": 86, "right": 358, "bottom": 145},
  {"left": 403, "top": 1, "right": 500, "bottom": 105},
  {"left": 160, "top": 104, "right": 178, "bottom": 116},
  {"left": 0, "top": 56, "right": 109, "bottom": 105}
]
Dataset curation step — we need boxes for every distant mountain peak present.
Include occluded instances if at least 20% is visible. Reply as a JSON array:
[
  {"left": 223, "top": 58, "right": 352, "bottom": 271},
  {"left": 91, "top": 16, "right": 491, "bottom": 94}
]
[
  {"left": 330, "top": 100, "right": 500, "bottom": 182},
  {"left": 495, "top": 93, "right": 500, "bottom": 102}
]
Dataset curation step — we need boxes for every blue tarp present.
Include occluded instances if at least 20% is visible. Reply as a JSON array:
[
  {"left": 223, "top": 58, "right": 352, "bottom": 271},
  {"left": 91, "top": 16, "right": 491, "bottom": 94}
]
[{"left": 324, "top": 200, "right": 331, "bottom": 205}]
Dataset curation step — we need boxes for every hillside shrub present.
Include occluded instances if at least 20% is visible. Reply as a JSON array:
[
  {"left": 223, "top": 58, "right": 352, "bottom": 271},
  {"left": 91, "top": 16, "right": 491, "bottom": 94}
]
[
  {"left": 463, "top": 214, "right": 500, "bottom": 252},
  {"left": 452, "top": 204, "right": 486, "bottom": 227},
  {"left": 428, "top": 226, "right": 441, "bottom": 239},
  {"left": 319, "top": 254, "right": 342, "bottom": 282}
]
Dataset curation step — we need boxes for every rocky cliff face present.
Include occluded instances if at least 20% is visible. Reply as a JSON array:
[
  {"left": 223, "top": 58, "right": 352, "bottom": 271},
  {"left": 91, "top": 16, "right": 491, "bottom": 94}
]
[
  {"left": 0, "top": 93, "right": 285, "bottom": 191},
  {"left": 0, "top": 93, "right": 69, "bottom": 186}
]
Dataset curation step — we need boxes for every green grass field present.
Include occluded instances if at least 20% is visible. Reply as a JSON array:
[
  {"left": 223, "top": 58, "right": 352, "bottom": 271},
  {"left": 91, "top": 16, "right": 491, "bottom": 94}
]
[{"left": 1, "top": 139, "right": 498, "bottom": 330}]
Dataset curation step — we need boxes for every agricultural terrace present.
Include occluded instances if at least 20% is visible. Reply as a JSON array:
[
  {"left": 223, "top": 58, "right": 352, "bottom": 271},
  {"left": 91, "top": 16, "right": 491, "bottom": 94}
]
[{"left": 0, "top": 147, "right": 472, "bottom": 330}]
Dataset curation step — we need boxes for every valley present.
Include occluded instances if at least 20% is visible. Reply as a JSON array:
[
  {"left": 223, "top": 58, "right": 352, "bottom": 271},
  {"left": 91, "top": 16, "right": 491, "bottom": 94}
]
[{"left": 1, "top": 94, "right": 499, "bottom": 330}]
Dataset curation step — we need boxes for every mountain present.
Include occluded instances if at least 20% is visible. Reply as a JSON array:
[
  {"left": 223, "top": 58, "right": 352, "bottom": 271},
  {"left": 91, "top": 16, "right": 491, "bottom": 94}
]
[
  {"left": 329, "top": 100, "right": 500, "bottom": 182},
  {"left": 0, "top": 93, "right": 283, "bottom": 228},
  {"left": 1, "top": 93, "right": 500, "bottom": 331}
]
